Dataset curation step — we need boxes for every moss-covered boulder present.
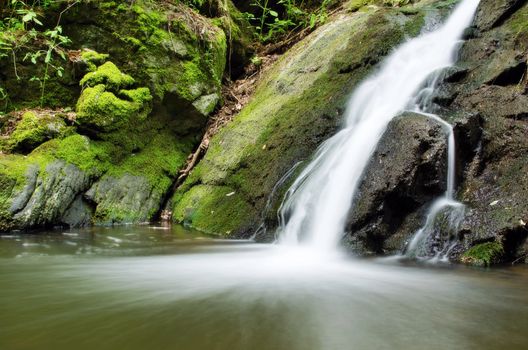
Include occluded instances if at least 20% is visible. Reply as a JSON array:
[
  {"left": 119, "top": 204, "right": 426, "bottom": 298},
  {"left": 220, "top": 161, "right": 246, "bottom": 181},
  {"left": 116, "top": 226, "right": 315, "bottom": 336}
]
[
  {"left": 171, "top": 4, "right": 431, "bottom": 237},
  {"left": 0, "top": 55, "right": 197, "bottom": 230},
  {"left": 461, "top": 241, "right": 505, "bottom": 266},
  {"left": 1, "top": 111, "right": 72, "bottom": 154},
  {"left": 76, "top": 61, "right": 152, "bottom": 133},
  {"left": 1, "top": 0, "right": 230, "bottom": 135},
  {"left": 60, "top": 0, "right": 228, "bottom": 134}
]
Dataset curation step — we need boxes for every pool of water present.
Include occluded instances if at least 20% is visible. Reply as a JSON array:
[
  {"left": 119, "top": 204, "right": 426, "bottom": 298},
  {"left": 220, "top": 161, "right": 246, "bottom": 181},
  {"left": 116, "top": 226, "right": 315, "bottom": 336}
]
[{"left": 1, "top": 225, "right": 527, "bottom": 350}]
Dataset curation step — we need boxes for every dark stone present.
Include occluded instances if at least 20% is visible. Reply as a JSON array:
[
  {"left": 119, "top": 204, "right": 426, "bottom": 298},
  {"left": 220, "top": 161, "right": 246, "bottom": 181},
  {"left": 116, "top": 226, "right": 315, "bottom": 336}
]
[
  {"left": 455, "top": 85, "right": 528, "bottom": 120},
  {"left": 474, "top": 0, "right": 527, "bottom": 31},
  {"left": 61, "top": 195, "right": 94, "bottom": 227},
  {"left": 85, "top": 174, "right": 162, "bottom": 224},
  {"left": 343, "top": 112, "right": 449, "bottom": 255}
]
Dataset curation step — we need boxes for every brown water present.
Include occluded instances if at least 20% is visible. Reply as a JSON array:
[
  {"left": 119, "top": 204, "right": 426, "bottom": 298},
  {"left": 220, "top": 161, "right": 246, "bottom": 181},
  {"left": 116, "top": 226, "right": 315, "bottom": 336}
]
[{"left": 1, "top": 225, "right": 527, "bottom": 350}]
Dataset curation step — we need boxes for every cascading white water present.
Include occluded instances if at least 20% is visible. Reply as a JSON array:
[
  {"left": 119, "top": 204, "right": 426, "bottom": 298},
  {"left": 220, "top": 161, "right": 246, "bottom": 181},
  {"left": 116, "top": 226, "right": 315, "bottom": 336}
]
[
  {"left": 404, "top": 111, "right": 466, "bottom": 260},
  {"left": 278, "top": 0, "right": 480, "bottom": 253}
]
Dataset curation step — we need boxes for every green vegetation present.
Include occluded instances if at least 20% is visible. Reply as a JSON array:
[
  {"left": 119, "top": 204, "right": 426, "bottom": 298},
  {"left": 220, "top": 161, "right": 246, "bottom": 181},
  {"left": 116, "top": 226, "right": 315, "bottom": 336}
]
[
  {"left": 4, "top": 111, "right": 71, "bottom": 153},
  {"left": 173, "top": 184, "right": 253, "bottom": 235},
  {"left": 506, "top": 2, "right": 528, "bottom": 45},
  {"left": 76, "top": 61, "right": 152, "bottom": 133},
  {"left": 0, "top": 0, "right": 79, "bottom": 110},
  {"left": 462, "top": 242, "right": 505, "bottom": 267},
  {"left": 243, "top": 0, "right": 335, "bottom": 42}
]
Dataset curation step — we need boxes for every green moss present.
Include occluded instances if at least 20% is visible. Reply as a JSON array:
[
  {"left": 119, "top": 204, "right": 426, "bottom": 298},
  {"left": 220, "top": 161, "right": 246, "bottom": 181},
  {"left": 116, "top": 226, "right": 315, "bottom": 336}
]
[
  {"left": 173, "top": 184, "right": 253, "bottom": 236},
  {"left": 29, "top": 134, "right": 109, "bottom": 175},
  {"left": 0, "top": 154, "right": 36, "bottom": 191},
  {"left": 506, "top": 3, "right": 528, "bottom": 45},
  {"left": 106, "top": 131, "right": 193, "bottom": 193},
  {"left": 462, "top": 242, "right": 505, "bottom": 267},
  {"left": 348, "top": 0, "right": 372, "bottom": 11},
  {"left": 175, "top": 61, "right": 208, "bottom": 101},
  {"left": 76, "top": 85, "right": 146, "bottom": 131},
  {"left": 208, "top": 29, "right": 227, "bottom": 83},
  {"left": 80, "top": 49, "right": 110, "bottom": 71},
  {"left": 80, "top": 62, "right": 136, "bottom": 90},
  {"left": 76, "top": 61, "right": 153, "bottom": 133},
  {"left": 0, "top": 154, "right": 32, "bottom": 230},
  {"left": 5, "top": 111, "right": 70, "bottom": 153},
  {"left": 119, "top": 87, "right": 153, "bottom": 106}
]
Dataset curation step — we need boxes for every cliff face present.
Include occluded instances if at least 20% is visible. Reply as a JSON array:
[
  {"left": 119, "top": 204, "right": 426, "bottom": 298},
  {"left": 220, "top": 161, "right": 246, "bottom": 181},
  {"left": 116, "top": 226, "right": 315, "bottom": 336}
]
[
  {"left": 0, "top": 0, "right": 251, "bottom": 229},
  {"left": 338, "top": 0, "right": 528, "bottom": 264},
  {"left": 448, "top": 0, "right": 528, "bottom": 264}
]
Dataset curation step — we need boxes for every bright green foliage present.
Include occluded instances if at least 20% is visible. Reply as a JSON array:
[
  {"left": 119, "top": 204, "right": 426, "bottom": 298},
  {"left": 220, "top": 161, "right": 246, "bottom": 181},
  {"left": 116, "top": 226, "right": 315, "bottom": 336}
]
[
  {"left": 462, "top": 242, "right": 505, "bottom": 267},
  {"left": 0, "top": 1, "right": 77, "bottom": 109}
]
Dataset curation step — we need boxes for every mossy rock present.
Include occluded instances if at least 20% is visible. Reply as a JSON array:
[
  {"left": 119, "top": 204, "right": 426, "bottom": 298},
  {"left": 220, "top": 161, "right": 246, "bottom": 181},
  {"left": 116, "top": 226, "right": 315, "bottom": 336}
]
[
  {"left": 76, "top": 84, "right": 152, "bottom": 132},
  {"left": 62, "top": 0, "right": 228, "bottom": 126},
  {"left": 1, "top": 0, "right": 229, "bottom": 134},
  {"left": 3, "top": 111, "right": 72, "bottom": 154},
  {"left": 80, "top": 61, "right": 136, "bottom": 90},
  {"left": 172, "top": 5, "right": 430, "bottom": 237},
  {"left": 0, "top": 1, "right": 235, "bottom": 231},
  {"left": 204, "top": 0, "right": 255, "bottom": 77},
  {"left": 76, "top": 61, "right": 152, "bottom": 136},
  {"left": 173, "top": 184, "right": 253, "bottom": 236},
  {"left": 461, "top": 242, "right": 505, "bottom": 266}
]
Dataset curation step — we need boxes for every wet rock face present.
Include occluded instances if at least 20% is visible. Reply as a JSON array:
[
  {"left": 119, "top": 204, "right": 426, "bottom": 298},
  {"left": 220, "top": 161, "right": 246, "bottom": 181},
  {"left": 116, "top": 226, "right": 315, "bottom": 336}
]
[
  {"left": 474, "top": 0, "right": 527, "bottom": 30},
  {"left": 436, "top": 0, "right": 528, "bottom": 263},
  {"left": 85, "top": 175, "right": 162, "bottom": 225},
  {"left": 343, "top": 113, "right": 449, "bottom": 255},
  {"left": 10, "top": 161, "right": 93, "bottom": 229}
]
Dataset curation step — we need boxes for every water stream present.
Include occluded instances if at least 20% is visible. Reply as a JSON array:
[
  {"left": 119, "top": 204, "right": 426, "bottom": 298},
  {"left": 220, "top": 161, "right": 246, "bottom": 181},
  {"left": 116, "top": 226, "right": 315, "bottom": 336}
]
[
  {"left": 1, "top": 227, "right": 528, "bottom": 350},
  {"left": 278, "top": 0, "right": 481, "bottom": 255}
]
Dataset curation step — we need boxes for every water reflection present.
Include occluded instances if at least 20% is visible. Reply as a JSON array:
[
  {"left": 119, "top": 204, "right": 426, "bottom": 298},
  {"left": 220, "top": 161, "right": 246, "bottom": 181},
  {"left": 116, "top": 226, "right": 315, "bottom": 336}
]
[{"left": 1, "top": 226, "right": 527, "bottom": 350}]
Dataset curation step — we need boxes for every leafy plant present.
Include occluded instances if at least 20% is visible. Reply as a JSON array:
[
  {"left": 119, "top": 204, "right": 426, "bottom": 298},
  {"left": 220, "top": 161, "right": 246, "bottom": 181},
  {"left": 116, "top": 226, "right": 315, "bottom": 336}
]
[
  {"left": 0, "top": 0, "right": 78, "bottom": 109},
  {"left": 24, "top": 25, "right": 71, "bottom": 107},
  {"left": 245, "top": 0, "right": 333, "bottom": 42}
]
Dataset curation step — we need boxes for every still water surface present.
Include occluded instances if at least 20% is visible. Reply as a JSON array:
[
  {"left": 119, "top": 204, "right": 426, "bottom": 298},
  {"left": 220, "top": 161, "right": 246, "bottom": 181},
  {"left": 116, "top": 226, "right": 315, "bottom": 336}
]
[{"left": 1, "top": 225, "right": 527, "bottom": 350}]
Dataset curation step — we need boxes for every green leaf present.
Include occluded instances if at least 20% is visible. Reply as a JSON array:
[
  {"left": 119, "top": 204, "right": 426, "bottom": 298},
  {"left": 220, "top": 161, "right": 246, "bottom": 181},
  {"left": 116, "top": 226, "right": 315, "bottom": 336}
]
[
  {"left": 22, "top": 11, "right": 36, "bottom": 23},
  {"left": 269, "top": 10, "right": 279, "bottom": 17},
  {"left": 45, "top": 49, "right": 52, "bottom": 64}
]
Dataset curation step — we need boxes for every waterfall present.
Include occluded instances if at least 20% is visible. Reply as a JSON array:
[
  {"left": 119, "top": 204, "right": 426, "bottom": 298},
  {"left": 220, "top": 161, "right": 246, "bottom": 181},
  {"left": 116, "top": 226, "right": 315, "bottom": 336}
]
[{"left": 277, "top": 0, "right": 480, "bottom": 254}]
